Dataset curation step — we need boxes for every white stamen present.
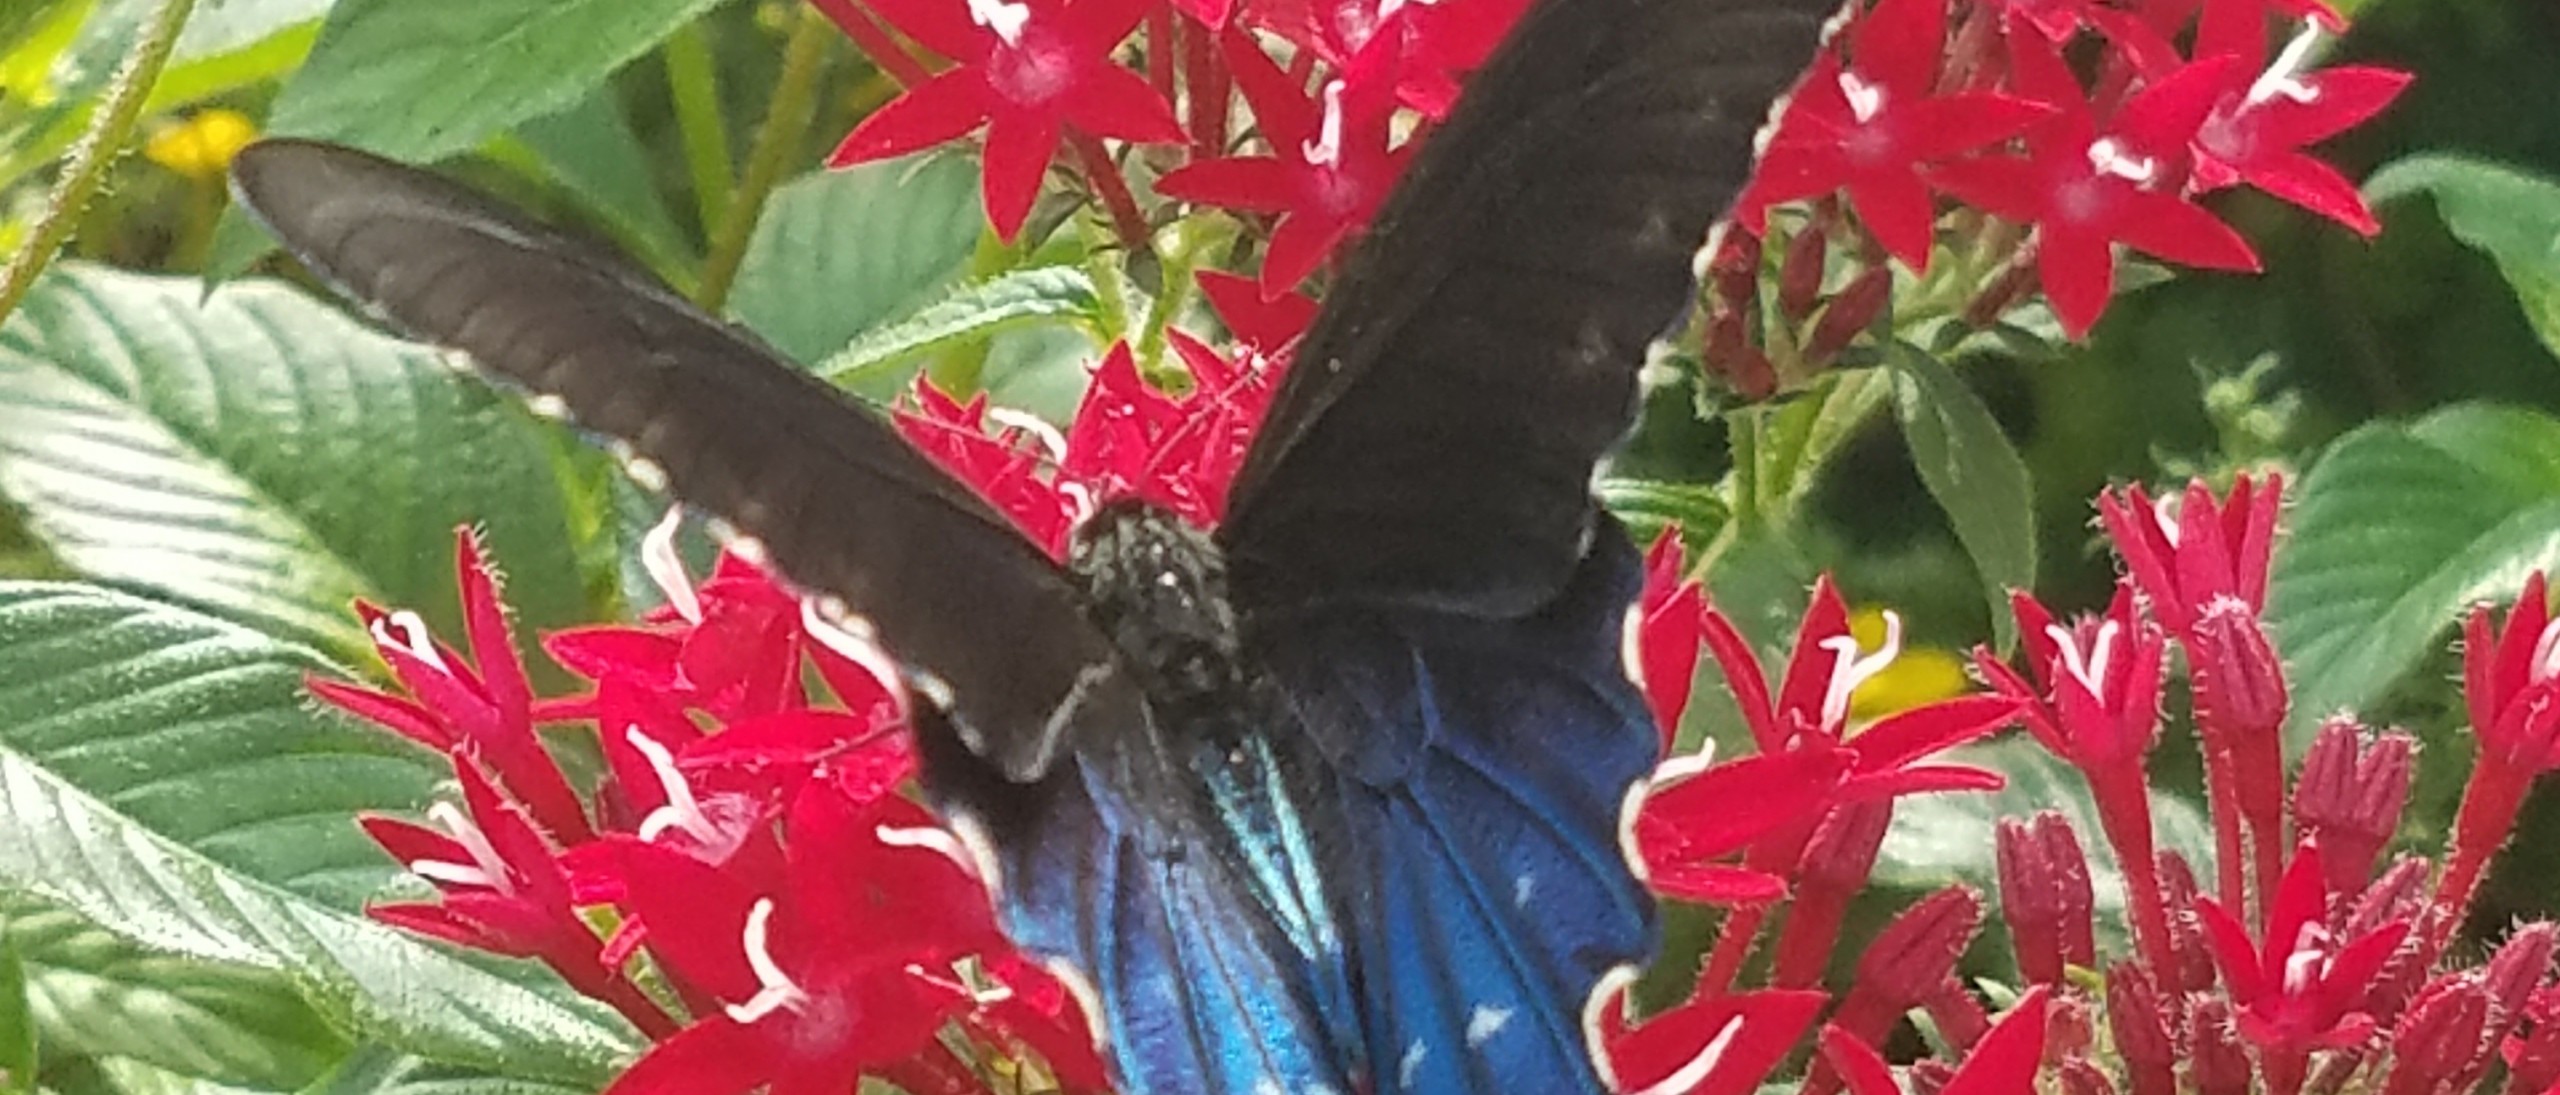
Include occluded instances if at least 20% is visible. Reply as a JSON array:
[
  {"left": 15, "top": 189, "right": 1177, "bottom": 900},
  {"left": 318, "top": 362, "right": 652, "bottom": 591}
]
[
  {"left": 985, "top": 406, "right": 1068, "bottom": 463},
  {"left": 1649, "top": 738, "right": 1719, "bottom": 789},
  {"left": 1837, "top": 70, "right": 1884, "bottom": 124},
  {"left": 2282, "top": 920, "right": 2334, "bottom": 995},
  {"left": 642, "top": 507, "right": 702, "bottom": 624},
  {"left": 877, "top": 823, "right": 982, "bottom": 877},
  {"left": 2047, "top": 619, "right": 2122, "bottom": 697},
  {"left": 966, "top": 0, "right": 1030, "bottom": 47},
  {"left": 426, "top": 801, "right": 512, "bottom": 895},
  {"left": 1302, "top": 80, "right": 1347, "bottom": 168},
  {"left": 2087, "top": 137, "right": 2158, "bottom": 185},
  {"left": 2246, "top": 20, "right": 2325, "bottom": 107},
  {"left": 2532, "top": 616, "right": 2560, "bottom": 687},
  {"left": 798, "top": 599, "right": 911, "bottom": 720},
  {"left": 628, "top": 727, "right": 716, "bottom": 845},
  {"left": 371, "top": 611, "right": 449, "bottom": 673},
  {"left": 2151, "top": 493, "right": 2183, "bottom": 548},
  {"left": 1817, "top": 611, "right": 1903, "bottom": 734},
  {"left": 1628, "top": 1015, "right": 1744, "bottom": 1095},
  {"left": 725, "top": 899, "right": 812, "bottom": 1023}
]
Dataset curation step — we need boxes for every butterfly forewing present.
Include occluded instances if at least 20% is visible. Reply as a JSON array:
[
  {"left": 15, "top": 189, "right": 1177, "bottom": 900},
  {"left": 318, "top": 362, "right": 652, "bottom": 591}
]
[
  {"left": 228, "top": 140, "right": 1140, "bottom": 779},
  {"left": 1222, "top": 0, "right": 1848, "bottom": 619}
]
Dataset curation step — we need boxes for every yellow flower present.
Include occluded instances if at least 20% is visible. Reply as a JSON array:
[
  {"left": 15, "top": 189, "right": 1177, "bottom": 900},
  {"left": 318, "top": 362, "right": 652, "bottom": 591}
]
[
  {"left": 1847, "top": 605, "right": 1972, "bottom": 720},
  {"left": 145, "top": 109, "right": 257, "bottom": 182}
]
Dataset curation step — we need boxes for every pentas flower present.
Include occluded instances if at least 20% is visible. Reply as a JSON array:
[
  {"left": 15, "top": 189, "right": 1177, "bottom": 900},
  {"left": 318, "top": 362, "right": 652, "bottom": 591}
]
[
  {"left": 2198, "top": 842, "right": 2411, "bottom": 1095},
  {"left": 1976, "top": 583, "right": 2179, "bottom": 979},
  {"left": 1638, "top": 527, "right": 1708, "bottom": 746},
  {"left": 2184, "top": 5, "right": 2411, "bottom": 235},
  {"left": 1932, "top": 36, "right": 2261, "bottom": 337},
  {"left": 827, "top": 0, "right": 1181, "bottom": 240},
  {"left": 1157, "top": 27, "right": 1412, "bottom": 295},
  {"left": 311, "top": 529, "right": 591, "bottom": 844},
  {"left": 1746, "top": 0, "right": 2049, "bottom": 268},
  {"left": 1823, "top": 985, "right": 2050, "bottom": 1095},
  {"left": 1601, "top": 988, "right": 1827, "bottom": 1095},
  {"left": 1242, "top": 0, "right": 1533, "bottom": 119},
  {"left": 2433, "top": 571, "right": 2560, "bottom": 948}
]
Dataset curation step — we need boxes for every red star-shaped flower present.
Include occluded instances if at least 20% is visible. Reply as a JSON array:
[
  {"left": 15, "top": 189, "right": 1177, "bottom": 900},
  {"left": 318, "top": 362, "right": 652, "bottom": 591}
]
[
  {"left": 2200, "top": 842, "right": 2410, "bottom": 1095},
  {"left": 1932, "top": 38, "right": 2262, "bottom": 337},
  {"left": 2184, "top": 6, "right": 2412, "bottom": 235},
  {"left": 1749, "top": 0, "right": 2049, "bottom": 269},
  {"left": 827, "top": 0, "right": 1181, "bottom": 240},
  {"left": 1157, "top": 27, "right": 1412, "bottom": 295}
]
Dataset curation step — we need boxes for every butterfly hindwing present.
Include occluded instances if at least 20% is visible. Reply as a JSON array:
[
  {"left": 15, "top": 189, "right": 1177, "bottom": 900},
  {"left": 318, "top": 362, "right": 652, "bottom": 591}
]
[
  {"left": 227, "top": 140, "right": 1139, "bottom": 779},
  {"left": 1254, "top": 517, "right": 1657, "bottom": 1093},
  {"left": 1221, "top": 0, "right": 1846, "bottom": 617}
]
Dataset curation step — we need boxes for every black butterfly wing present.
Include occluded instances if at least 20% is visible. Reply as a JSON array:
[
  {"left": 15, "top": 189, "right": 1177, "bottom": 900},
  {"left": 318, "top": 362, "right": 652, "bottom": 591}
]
[
  {"left": 227, "top": 139, "right": 1141, "bottom": 780},
  {"left": 1215, "top": 0, "right": 1843, "bottom": 1089},
  {"left": 1219, "top": 0, "right": 1845, "bottom": 617}
]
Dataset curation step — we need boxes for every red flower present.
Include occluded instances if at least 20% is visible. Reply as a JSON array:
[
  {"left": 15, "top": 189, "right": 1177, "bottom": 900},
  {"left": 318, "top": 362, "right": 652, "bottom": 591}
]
[
  {"left": 1748, "top": 0, "right": 2048, "bottom": 268},
  {"left": 1637, "top": 527, "right": 1708, "bottom": 745},
  {"left": 1637, "top": 746, "right": 1855, "bottom": 906},
  {"left": 1932, "top": 39, "right": 2260, "bottom": 336},
  {"left": 1157, "top": 27, "right": 1412, "bottom": 295},
  {"left": 310, "top": 529, "right": 591, "bottom": 844},
  {"left": 827, "top": 0, "right": 1181, "bottom": 240},
  {"left": 2199, "top": 842, "right": 2411, "bottom": 1095},
  {"left": 2434, "top": 572, "right": 2560, "bottom": 946},
  {"left": 1825, "top": 985, "right": 2051, "bottom": 1095},
  {"left": 603, "top": 781, "right": 1004, "bottom": 1095},
  {"left": 361, "top": 758, "right": 677, "bottom": 1036},
  {"left": 1604, "top": 988, "right": 1828, "bottom": 1095},
  {"left": 2186, "top": 8, "right": 2412, "bottom": 235},
  {"left": 1243, "top": 0, "right": 1534, "bottom": 118}
]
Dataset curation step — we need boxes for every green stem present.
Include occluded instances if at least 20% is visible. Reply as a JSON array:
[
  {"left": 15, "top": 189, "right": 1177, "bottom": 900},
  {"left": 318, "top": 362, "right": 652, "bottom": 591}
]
[
  {"left": 1134, "top": 216, "right": 1215, "bottom": 373},
  {"left": 1729, "top": 408, "right": 1763, "bottom": 532},
  {"left": 663, "top": 23, "right": 734, "bottom": 240},
  {"left": 697, "top": 8, "right": 834, "bottom": 313},
  {"left": 1083, "top": 216, "right": 1136, "bottom": 345},
  {"left": 0, "top": 0, "right": 197, "bottom": 327}
]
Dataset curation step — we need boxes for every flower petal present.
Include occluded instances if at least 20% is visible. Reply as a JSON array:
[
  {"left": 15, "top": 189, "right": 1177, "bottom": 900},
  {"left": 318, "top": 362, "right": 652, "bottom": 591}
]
[{"left": 828, "top": 71, "right": 995, "bottom": 166}]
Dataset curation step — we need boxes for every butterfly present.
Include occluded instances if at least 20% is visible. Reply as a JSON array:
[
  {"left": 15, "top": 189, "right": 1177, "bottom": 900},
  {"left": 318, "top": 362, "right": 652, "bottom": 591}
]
[{"left": 230, "top": 0, "right": 1837, "bottom": 1089}]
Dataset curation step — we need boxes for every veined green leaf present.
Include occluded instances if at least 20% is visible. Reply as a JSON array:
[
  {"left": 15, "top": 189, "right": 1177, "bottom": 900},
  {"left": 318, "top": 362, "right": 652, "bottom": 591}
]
[
  {"left": 1887, "top": 343, "right": 2035, "bottom": 650},
  {"left": 815, "top": 266, "right": 1102, "bottom": 400}
]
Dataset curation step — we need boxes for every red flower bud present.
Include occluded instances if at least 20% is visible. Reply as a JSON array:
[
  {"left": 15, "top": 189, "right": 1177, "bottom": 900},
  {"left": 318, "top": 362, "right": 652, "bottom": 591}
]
[
  {"left": 1704, "top": 308, "right": 1777, "bottom": 401},
  {"left": 2106, "top": 962, "right": 2178, "bottom": 1095},
  {"left": 2157, "top": 852, "right": 2219, "bottom": 992},
  {"left": 1997, "top": 811, "right": 2096, "bottom": 985},
  {"left": 2293, "top": 719, "right": 2414, "bottom": 892},
  {"left": 1803, "top": 266, "right": 1893, "bottom": 366},
  {"left": 2382, "top": 973, "right": 2493, "bottom": 1095},
  {"left": 1776, "top": 801, "right": 1896, "bottom": 986},
  {"left": 1862, "top": 887, "right": 1984, "bottom": 1006},
  {"left": 1779, "top": 225, "right": 1830, "bottom": 322},
  {"left": 2060, "top": 1059, "right": 2117, "bottom": 1095},
  {"left": 1926, "top": 979, "right": 1991, "bottom": 1052},
  {"left": 2190, "top": 995, "right": 2254, "bottom": 1095},
  {"left": 2187, "top": 601, "right": 2289, "bottom": 745},
  {"left": 2506, "top": 986, "right": 2560, "bottom": 1094},
  {"left": 1909, "top": 1058, "right": 1959, "bottom": 1095}
]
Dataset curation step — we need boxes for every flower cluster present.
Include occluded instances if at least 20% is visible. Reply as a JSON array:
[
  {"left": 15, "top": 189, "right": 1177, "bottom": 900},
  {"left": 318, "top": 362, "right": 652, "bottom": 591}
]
[
  {"left": 1620, "top": 471, "right": 2560, "bottom": 1095},
  {"left": 810, "top": 0, "right": 2404, "bottom": 401}
]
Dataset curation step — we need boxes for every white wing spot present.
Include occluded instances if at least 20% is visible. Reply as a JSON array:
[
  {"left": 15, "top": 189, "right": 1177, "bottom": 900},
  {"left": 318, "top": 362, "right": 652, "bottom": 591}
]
[
  {"left": 623, "top": 455, "right": 669, "bottom": 492},
  {"left": 525, "top": 393, "right": 570, "bottom": 421},
  {"left": 1514, "top": 872, "right": 1537, "bottom": 909},
  {"left": 1467, "top": 1005, "right": 1513, "bottom": 1048},
  {"left": 1400, "top": 1039, "right": 1429, "bottom": 1088}
]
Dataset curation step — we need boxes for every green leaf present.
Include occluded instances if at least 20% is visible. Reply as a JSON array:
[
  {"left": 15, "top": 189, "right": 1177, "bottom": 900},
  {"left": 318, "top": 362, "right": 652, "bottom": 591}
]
[
  {"left": 5, "top": 898, "right": 343, "bottom": 1090},
  {"left": 1886, "top": 343, "right": 2035, "bottom": 649},
  {"left": 731, "top": 155, "right": 989, "bottom": 368},
  {"left": 1596, "top": 477, "right": 1730, "bottom": 553},
  {"left": 262, "top": 0, "right": 725, "bottom": 164},
  {"left": 0, "top": 697, "right": 635, "bottom": 1079},
  {"left": 2366, "top": 154, "right": 2560, "bottom": 363},
  {"left": 2269, "top": 403, "right": 2560, "bottom": 733},
  {"left": 304, "top": 1044, "right": 590, "bottom": 1095},
  {"left": 814, "top": 266, "right": 1102, "bottom": 401},
  {"left": 0, "top": 935, "right": 30, "bottom": 1095},
  {"left": 1878, "top": 738, "right": 2214, "bottom": 925},
  {"left": 505, "top": 91, "right": 696, "bottom": 280},
  {"left": 0, "top": 264, "right": 595, "bottom": 666}
]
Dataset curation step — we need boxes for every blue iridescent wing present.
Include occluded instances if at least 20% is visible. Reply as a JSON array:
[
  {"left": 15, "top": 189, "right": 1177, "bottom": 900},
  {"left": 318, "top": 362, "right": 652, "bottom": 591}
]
[{"left": 1253, "top": 518, "right": 1658, "bottom": 1094}]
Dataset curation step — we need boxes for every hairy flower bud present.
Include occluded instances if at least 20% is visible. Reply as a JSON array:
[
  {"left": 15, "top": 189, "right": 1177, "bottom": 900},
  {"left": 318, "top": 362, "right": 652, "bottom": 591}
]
[
  {"left": 2107, "top": 962, "right": 2178, "bottom": 1095},
  {"left": 2293, "top": 719, "right": 2415, "bottom": 891},
  {"left": 2190, "top": 996, "right": 2253, "bottom": 1095},
  {"left": 1998, "top": 811, "right": 2096, "bottom": 985},
  {"left": 2383, "top": 973, "right": 2492, "bottom": 1095}
]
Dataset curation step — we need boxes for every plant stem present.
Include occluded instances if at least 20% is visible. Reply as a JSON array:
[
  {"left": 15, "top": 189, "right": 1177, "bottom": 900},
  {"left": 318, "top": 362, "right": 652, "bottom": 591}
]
[
  {"left": 698, "top": 7, "right": 835, "bottom": 313},
  {"left": 1071, "top": 133, "right": 1150, "bottom": 254},
  {"left": 664, "top": 23, "right": 736, "bottom": 239},
  {"left": 2091, "top": 766, "right": 2179, "bottom": 983},
  {"left": 804, "top": 0, "right": 929, "bottom": 87},
  {"left": 0, "top": 0, "right": 197, "bottom": 328}
]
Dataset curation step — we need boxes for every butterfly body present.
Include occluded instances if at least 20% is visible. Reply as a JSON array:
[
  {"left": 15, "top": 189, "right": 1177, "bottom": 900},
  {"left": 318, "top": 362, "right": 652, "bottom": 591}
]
[{"left": 230, "top": 0, "right": 1841, "bottom": 1089}]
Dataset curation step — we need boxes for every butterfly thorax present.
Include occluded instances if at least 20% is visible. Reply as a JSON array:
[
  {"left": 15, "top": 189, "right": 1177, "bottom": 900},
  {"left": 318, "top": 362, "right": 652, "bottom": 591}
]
[{"left": 1066, "top": 497, "right": 1248, "bottom": 724}]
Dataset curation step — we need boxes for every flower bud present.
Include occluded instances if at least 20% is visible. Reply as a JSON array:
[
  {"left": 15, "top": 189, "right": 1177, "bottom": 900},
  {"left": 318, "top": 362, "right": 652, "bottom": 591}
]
[
  {"left": 2382, "top": 973, "right": 2492, "bottom": 1095},
  {"left": 2060, "top": 1058, "right": 2117, "bottom": 1095},
  {"left": 2190, "top": 995, "right": 2254, "bottom": 1095},
  {"left": 2293, "top": 719, "right": 2414, "bottom": 891},
  {"left": 2107, "top": 962, "right": 2178, "bottom": 1095},
  {"left": 2157, "top": 852, "right": 2219, "bottom": 992},
  {"left": 1859, "top": 887, "right": 1984, "bottom": 1007},
  {"left": 2187, "top": 600, "right": 2289, "bottom": 745},
  {"left": 1804, "top": 267, "right": 1893, "bottom": 366},
  {"left": 1998, "top": 811, "right": 2096, "bottom": 985},
  {"left": 1779, "top": 225, "right": 1830, "bottom": 322},
  {"left": 1909, "top": 1058, "right": 1958, "bottom": 1095}
]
